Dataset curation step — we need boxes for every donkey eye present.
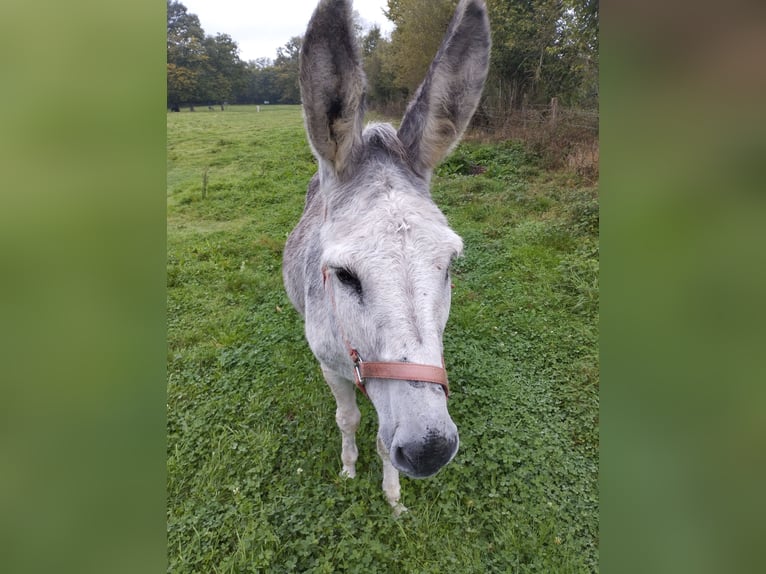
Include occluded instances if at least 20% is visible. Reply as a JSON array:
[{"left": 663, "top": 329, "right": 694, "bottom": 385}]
[
  {"left": 445, "top": 255, "right": 458, "bottom": 282},
  {"left": 335, "top": 267, "right": 363, "bottom": 296}
]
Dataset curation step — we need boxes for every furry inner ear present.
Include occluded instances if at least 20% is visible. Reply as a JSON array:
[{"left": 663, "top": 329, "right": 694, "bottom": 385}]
[
  {"left": 300, "top": 0, "right": 366, "bottom": 178},
  {"left": 397, "top": 0, "right": 491, "bottom": 175}
]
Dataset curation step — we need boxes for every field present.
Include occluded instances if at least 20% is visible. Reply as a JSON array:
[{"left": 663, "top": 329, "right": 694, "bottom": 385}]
[{"left": 167, "top": 105, "right": 599, "bottom": 572}]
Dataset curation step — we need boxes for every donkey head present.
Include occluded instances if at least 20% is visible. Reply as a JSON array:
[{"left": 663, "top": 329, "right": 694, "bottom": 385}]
[{"left": 298, "top": 0, "right": 490, "bottom": 479}]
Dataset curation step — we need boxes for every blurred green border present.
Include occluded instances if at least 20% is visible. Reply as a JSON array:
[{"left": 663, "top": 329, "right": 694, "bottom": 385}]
[
  {"left": 602, "top": 2, "right": 766, "bottom": 573},
  {"left": 0, "top": 2, "right": 167, "bottom": 573}
]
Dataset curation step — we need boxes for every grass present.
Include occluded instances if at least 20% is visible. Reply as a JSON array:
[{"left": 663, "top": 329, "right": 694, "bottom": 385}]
[{"left": 167, "top": 105, "right": 599, "bottom": 572}]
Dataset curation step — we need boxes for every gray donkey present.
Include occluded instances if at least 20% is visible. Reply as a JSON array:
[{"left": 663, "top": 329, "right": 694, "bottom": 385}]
[{"left": 283, "top": 0, "right": 490, "bottom": 513}]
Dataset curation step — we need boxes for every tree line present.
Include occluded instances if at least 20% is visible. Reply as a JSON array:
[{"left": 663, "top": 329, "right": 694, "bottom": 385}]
[{"left": 167, "top": 0, "right": 598, "bottom": 113}]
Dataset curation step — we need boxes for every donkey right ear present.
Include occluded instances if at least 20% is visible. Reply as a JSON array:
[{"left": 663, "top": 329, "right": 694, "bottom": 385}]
[{"left": 300, "top": 0, "right": 366, "bottom": 178}]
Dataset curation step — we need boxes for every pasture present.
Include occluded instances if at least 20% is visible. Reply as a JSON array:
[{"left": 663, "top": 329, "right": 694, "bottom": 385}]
[{"left": 167, "top": 105, "right": 599, "bottom": 572}]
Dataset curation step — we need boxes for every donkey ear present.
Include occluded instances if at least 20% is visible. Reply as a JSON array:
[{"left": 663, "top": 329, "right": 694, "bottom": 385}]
[
  {"left": 300, "top": 0, "right": 366, "bottom": 177},
  {"left": 397, "top": 0, "right": 491, "bottom": 175}
]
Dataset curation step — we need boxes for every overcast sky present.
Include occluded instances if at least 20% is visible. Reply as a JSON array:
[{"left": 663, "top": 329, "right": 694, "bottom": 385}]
[{"left": 179, "top": 0, "right": 394, "bottom": 62}]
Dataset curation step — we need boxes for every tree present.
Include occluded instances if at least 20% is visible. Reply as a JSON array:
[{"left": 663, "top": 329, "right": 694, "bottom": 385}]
[
  {"left": 167, "top": 1, "right": 247, "bottom": 107},
  {"left": 236, "top": 61, "right": 281, "bottom": 104},
  {"left": 561, "top": 0, "right": 599, "bottom": 105},
  {"left": 167, "top": 0, "right": 597, "bottom": 112},
  {"left": 360, "top": 26, "right": 397, "bottom": 107},
  {"left": 482, "top": 0, "right": 598, "bottom": 110},
  {"left": 199, "top": 34, "right": 246, "bottom": 105},
  {"left": 167, "top": 1, "right": 207, "bottom": 107},
  {"left": 485, "top": 0, "right": 557, "bottom": 108},
  {"left": 384, "top": 0, "right": 456, "bottom": 96},
  {"left": 273, "top": 37, "right": 302, "bottom": 104}
]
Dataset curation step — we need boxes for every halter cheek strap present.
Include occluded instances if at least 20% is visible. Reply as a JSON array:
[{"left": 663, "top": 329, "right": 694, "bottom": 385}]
[{"left": 322, "top": 267, "right": 450, "bottom": 399}]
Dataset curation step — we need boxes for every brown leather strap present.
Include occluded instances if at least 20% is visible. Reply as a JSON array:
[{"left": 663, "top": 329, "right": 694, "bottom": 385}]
[
  {"left": 357, "top": 360, "right": 450, "bottom": 398},
  {"left": 359, "top": 362, "right": 448, "bottom": 385}
]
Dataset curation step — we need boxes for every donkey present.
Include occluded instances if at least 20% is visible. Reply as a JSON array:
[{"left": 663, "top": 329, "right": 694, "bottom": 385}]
[{"left": 283, "top": 0, "right": 490, "bottom": 513}]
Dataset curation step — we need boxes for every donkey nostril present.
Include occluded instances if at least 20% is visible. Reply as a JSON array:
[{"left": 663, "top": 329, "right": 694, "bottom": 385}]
[{"left": 394, "top": 446, "right": 411, "bottom": 466}]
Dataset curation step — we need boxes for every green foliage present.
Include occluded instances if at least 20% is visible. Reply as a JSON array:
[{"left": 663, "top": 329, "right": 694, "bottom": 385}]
[
  {"left": 199, "top": 34, "right": 246, "bottom": 104},
  {"left": 272, "top": 37, "right": 303, "bottom": 104},
  {"left": 484, "top": 0, "right": 599, "bottom": 109},
  {"left": 362, "top": 26, "right": 399, "bottom": 107},
  {"left": 384, "top": 0, "right": 456, "bottom": 96},
  {"left": 376, "top": 0, "right": 600, "bottom": 113},
  {"left": 167, "top": 106, "right": 598, "bottom": 572},
  {"left": 167, "top": 1, "right": 246, "bottom": 107},
  {"left": 166, "top": 0, "right": 599, "bottom": 114},
  {"left": 437, "top": 141, "right": 540, "bottom": 180},
  {"left": 167, "top": 1, "right": 208, "bottom": 106}
]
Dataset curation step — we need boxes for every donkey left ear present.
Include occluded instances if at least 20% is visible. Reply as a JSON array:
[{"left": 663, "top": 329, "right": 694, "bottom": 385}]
[
  {"left": 397, "top": 0, "right": 491, "bottom": 175},
  {"left": 300, "top": 0, "right": 366, "bottom": 178}
]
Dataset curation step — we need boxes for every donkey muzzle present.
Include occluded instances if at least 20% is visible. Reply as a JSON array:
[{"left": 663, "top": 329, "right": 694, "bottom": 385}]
[{"left": 390, "top": 426, "right": 459, "bottom": 478}]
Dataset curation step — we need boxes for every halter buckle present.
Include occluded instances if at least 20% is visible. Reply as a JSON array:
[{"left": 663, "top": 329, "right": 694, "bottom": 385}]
[{"left": 350, "top": 349, "right": 368, "bottom": 396}]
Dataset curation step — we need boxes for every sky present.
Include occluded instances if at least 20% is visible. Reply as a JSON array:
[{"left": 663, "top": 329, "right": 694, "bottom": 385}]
[{"left": 179, "top": 0, "right": 394, "bottom": 62}]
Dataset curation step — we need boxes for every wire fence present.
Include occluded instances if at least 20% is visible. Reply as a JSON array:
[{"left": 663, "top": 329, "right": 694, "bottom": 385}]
[
  {"left": 470, "top": 98, "right": 599, "bottom": 180},
  {"left": 371, "top": 97, "right": 599, "bottom": 180},
  {"left": 477, "top": 100, "right": 598, "bottom": 132}
]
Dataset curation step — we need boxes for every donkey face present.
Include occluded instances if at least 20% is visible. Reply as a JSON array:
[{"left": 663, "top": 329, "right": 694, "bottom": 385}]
[
  {"left": 318, "top": 131, "right": 465, "bottom": 477},
  {"left": 284, "top": 0, "right": 490, "bottom": 504}
]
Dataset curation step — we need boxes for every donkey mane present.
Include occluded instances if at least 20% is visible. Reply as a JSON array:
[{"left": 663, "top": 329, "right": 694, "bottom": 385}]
[
  {"left": 324, "top": 122, "right": 427, "bottom": 208},
  {"left": 361, "top": 123, "right": 411, "bottom": 167}
]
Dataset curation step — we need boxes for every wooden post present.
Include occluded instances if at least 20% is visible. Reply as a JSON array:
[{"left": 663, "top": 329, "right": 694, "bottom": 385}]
[
  {"left": 521, "top": 93, "right": 528, "bottom": 130},
  {"left": 549, "top": 97, "right": 559, "bottom": 130},
  {"left": 202, "top": 167, "right": 209, "bottom": 199}
]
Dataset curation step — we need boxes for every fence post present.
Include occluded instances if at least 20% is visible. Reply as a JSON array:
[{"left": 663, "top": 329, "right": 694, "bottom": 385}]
[
  {"left": 521, "top": 93, "right": 528, "bottom": 130},
  {"left": 549, "top": 97, "right": 559, "bottom": 130}
]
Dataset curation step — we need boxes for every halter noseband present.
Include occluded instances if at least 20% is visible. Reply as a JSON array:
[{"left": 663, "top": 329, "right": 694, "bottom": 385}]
[{"left": 322, "top": 267, "right": 450, "bottom": 399}]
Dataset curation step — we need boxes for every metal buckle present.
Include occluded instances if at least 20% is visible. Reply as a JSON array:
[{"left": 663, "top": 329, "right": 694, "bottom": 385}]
[
  {"left": 353, "top": 361, "right": 364, "bottom": 387},
  {"left": 350, "top": 349, "right": 367, "bottom": 395},
  {"left": 351, "top": 350, "right": 364, "bottom": 384}
]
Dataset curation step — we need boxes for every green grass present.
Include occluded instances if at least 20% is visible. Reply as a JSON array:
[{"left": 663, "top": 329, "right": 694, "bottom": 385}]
[{"left": 167, "top": 105, "right": 599, "bottom": 572}]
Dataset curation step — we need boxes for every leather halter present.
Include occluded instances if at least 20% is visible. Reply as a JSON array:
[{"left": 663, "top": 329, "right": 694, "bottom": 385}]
[{"left": 322, "top": 267, "right": 450, "bottom": 399}]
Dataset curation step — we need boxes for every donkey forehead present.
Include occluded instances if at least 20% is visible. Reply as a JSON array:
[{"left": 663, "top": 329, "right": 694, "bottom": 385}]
[
  {"left": 318, "top": 122, "right": 463, "bottom": 266},
  {"left": 321, "top": 196, "right": 463, "bottom": 268}
]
